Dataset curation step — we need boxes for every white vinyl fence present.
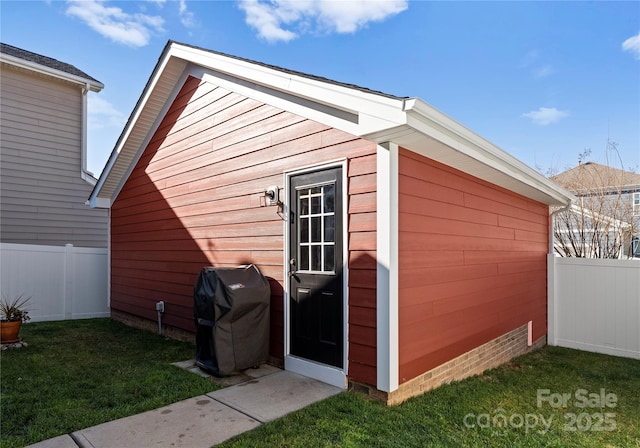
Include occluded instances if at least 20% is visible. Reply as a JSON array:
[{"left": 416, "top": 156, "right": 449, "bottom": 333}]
[
  {"left": 0, "top": 243, "right": 109, "bottom": 322},
  {"left": 548, "top": 255, "right": 640, "bottom": 360}
]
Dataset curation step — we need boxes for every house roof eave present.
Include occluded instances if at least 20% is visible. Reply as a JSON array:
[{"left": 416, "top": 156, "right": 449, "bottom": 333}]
[
  {"left": 89, "top": 42, "right": 188, "bottom": 207},
  {"left": 89, "top": 41, "right": 575, "bottom": 209},
  {"left": 0, "top": 52, "right": 104, "bottom": 92},
  {"left": 364, "top": 98, "right": 575, "bottom": 207},
  {"left": 90, "top": 41, "right": 409, "bottom": 206}
]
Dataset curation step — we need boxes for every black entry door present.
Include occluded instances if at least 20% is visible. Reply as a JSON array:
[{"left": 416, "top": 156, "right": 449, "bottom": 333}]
[{"left": 289, "top": 167, "right": 343, "bottom": 368}]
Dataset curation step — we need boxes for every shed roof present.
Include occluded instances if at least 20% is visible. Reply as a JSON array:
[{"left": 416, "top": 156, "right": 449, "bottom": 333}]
[
  {"left": 89, "top": 40, "right": 573, "bottom": 208},
  {"left": 0, "top": 42, "right": 103, "bottom": 91}
]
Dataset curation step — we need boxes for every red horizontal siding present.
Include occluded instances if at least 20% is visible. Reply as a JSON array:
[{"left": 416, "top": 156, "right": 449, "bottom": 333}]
[
  {"left": 346, "top": 154, "right": 377, "bottom": 385},
  {"left": 397, "top": 148, "right": 549, "bottom": 384},
  {"left": 111, "top": 76, "right": 377, "bottom": 373}
]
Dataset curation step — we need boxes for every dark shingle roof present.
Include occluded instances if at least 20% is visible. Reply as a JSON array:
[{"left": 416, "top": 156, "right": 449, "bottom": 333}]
[{"left": 0, "top": 42, "right": 101, "bottom": 84}]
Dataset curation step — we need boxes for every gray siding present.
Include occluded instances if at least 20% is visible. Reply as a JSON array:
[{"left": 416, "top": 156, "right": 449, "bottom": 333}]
[{"left": 0, "top": 64, "right": 107, "bottom": 247}]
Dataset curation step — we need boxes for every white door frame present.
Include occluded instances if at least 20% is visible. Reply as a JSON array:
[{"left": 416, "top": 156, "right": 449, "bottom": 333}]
[{"left": 283, "top": 159, "right": 348, "bottom": 389}]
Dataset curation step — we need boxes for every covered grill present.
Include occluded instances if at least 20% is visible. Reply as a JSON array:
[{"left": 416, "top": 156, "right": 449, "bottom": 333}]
[{"left": 193, "top": 264, "right": 270, "bottom": 376}]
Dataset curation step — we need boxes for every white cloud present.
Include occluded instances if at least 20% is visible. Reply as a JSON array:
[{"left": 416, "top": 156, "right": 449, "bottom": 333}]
[
  {"left": 534, "top": 65, "right": 553, "bottom": 79},
  {"left": 239, "top": 0, "right": 298, "bottom": 42},
  {"left": 519, "top": 50, "right": 554, "bottom": 79},
  {"left": 238, "top": 0, "right": 408, "bottom": 42},
  {"left": 622, "top": 32, "right": 640, "bottom": 60},
  {"left": 179, "top": 0, "right": 196, "bottom": 28},
  {"left": 522, "top": 107, "right": 569, "bottom": 126},
  {"left": 88, "top": 95, "right": 127, "bottom": 130},
  {"left": 66, "top": 0, "right": 164, "bottom": 47}
]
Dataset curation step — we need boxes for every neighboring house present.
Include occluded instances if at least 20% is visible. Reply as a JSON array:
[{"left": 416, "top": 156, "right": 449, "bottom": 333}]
[
  {"left": 0, "top": 43, "right": 108, "bottom": 247},
  {"left": 89, "top": 41, "right": 573, "bottom": 404},
  {"left": 551, "top": 162, "right": 640, "bottom": 258},
  {"left": 0, "top": 43, "right": 109, "bottom": 321}
]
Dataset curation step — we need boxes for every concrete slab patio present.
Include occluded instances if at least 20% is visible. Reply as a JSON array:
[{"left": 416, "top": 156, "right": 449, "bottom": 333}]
[
  {"left": 72, "top": 395, "right": 260, "bottom": 448},
  {"left": 209, "top": 370, "right": 343, "bottom": 423},
  {"left": 26, "top": 368, "right": 342, "bottom": 448}
]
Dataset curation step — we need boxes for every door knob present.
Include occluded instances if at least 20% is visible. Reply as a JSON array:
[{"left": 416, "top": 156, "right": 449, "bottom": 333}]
[{"left": 288, "top": 258, "right": 299, "bottom": 280}]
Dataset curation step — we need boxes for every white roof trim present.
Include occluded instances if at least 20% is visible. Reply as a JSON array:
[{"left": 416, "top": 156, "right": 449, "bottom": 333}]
[
  {"left": 404, "top": 98, "right": 574, "bottom": 205},
  {"left": 89, "top": 51, "right": 186, "bottom": 208},
  {"left": 89, "top": 41, "right": 574, "bottom": 208},
  {"left": 174, "top": 44, "right": 408, "bottom": 137},
  {"left": 0, "top": 53, "right": 103, "bottom": 92}
]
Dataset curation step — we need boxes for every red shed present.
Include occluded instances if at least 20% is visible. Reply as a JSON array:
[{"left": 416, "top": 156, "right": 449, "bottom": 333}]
[{"left": 90, "top": 41, "right": 573, "bottom": 404}]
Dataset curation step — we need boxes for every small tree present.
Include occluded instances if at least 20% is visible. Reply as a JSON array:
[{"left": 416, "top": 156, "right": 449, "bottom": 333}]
[{"left": 550, "top": 143, "right": 640, "bottom": 259}]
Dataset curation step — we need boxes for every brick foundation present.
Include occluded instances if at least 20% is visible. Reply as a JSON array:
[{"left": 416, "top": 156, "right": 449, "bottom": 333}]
[{"left": 350, "top": 323, "right": 546, "bottom": 405}]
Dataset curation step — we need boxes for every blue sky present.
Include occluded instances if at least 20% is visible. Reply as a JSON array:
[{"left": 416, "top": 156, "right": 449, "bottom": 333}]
[{"left": 1, "top": 1, "right": 639, "bottom": 178}]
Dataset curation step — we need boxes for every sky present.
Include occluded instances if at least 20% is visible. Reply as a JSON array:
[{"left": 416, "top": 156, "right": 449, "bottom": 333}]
[{"left": 1, "top": 1, "right": 639, "bottom": 178}]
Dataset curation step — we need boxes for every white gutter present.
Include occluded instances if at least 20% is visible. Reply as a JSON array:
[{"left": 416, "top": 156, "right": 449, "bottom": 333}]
[
  {"left": 80, "top": 82, "right": 98, "bottom": 186},
  {"left": 403, "top": 98, "right": 575, "bottom": 207}
]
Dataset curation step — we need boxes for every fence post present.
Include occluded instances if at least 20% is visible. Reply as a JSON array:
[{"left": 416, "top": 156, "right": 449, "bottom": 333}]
[
  {"left": 64, "top": 244, "right": 74, "bottom": 319},
  {"left": 547, "top": 253, "right": 556, "bottom": 346}
]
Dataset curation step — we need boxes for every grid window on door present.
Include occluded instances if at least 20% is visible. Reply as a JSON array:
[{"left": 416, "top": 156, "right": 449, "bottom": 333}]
[{"left": 297, "top": 183, "right": 335, "bottom": 273}]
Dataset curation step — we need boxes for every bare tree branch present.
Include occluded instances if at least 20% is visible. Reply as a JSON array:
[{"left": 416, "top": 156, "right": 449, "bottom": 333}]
[{"left": 551, "top": 143, "right": 639, "bottom": 259}]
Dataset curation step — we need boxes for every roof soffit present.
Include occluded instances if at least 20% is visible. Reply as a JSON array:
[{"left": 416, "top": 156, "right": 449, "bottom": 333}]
[{"left": 91, "top": 55, "right": 188, "bottom": 203}]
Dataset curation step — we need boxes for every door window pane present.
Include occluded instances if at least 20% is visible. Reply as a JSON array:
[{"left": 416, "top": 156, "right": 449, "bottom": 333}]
[
  {"left": 311, "top": 245, "right": 321, "bottom": 271},
  {"left": 299, "top": 245, "right": 309, "bottom": 270},
  {"left": 324, "top": 245, "right": 334, "bottom": 272},
  {"left": 311, "top": 195, "right": 321, "bottom": 214},
  {"left": 324, "top": 215, "right": 334, "bottom": 242},
  {"left": 300, "top": 197, "right": 309, "bottom": 216},
  {"left": 311, "top": 216, "right": 321, "bottom": 242},
  {"left": 300, "top": 218, "right": 309, "bottom": 243},
  {"left": 324, "top": 185, "right": 335, "bottom": 213}
]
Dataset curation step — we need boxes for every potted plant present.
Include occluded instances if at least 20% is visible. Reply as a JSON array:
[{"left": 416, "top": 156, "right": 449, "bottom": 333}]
[{"left": 0, "top": 294, "right": 31, "bottom": 344}]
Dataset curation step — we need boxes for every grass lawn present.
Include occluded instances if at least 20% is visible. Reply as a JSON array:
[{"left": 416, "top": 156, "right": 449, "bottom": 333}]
[
  {"left": 0, "top": 318, "right": 215, "bottom": 448},
  {"left": 219, "top": 347, "right": 640, "bottom": 448},
  {"left": 2, "top": 321, "right": 639, "bottom": 448}
]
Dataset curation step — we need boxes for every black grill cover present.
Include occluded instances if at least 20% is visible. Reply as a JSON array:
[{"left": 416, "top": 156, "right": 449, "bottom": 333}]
[{"left": 194, "top": 264, "right": 270, "bottom": 376}]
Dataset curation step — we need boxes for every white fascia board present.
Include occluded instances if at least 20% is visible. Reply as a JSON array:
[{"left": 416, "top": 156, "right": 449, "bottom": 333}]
[
  {"left": 403, "top": 98, "right": 574, "bottom": 206},
  {"left": 172, "top": 43, "right": 407, "bottom": 136},
  {"left": 0, "top": 54, "right": 103, "bottom": 92},
  {"left": 89, "top": 51, "right": 178, "bottom": 206}
]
